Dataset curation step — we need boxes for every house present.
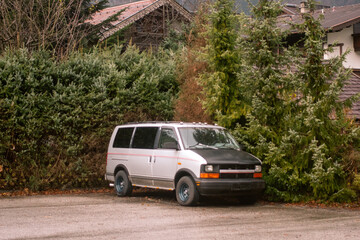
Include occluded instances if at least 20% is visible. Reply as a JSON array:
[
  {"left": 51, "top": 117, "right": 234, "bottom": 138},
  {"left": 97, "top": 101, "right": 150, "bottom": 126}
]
[
  {"left": 281, "top": 3, "right": 300, "bottom": 15},
  {"left": 341, "top": 73, "right": 360, "bottom": 120},
  {"left": 281, "top": 2, "right": 331, "bottom": 16},
  {"left": 278, "top": 2, "right": 360, "bottom": 120},
  {"left": 87, "top": 0, "right": 192, "bottom": 49}
]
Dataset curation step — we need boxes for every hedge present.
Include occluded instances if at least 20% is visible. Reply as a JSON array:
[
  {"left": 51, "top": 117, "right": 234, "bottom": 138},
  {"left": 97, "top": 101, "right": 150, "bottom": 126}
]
[{"left": 0, "top": 46, "right": 178, "bottom": 191}]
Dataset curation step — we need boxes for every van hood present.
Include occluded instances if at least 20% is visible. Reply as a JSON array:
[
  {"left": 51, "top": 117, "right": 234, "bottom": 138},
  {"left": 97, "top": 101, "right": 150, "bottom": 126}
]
[{"left": 191, "top": 149, "right": 261, "bottom": 165}]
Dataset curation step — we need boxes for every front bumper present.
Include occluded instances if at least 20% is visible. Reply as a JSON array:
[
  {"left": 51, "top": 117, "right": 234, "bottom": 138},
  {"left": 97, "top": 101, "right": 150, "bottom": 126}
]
[{"left": 195, "top": 178, "right": 265, "bottom": 197}]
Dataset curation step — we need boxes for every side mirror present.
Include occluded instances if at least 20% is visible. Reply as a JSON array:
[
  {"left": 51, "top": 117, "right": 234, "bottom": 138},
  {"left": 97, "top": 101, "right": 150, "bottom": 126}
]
[{"left": 162, "top": 142, "right": 180, "bottom": 150}]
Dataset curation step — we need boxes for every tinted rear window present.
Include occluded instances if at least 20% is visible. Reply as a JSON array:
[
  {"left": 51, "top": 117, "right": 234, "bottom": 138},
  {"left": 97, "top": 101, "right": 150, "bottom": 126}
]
[
  {"left": 132, "top": 127, "right": 159, "bottom": 149},
  {"left": 113, "top": 127, "right": 134, "bottom": 148}
]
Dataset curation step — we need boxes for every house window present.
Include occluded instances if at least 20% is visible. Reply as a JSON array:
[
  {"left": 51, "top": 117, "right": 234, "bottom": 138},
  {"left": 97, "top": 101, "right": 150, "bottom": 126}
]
[
  {"left": 328, "top": 43, "right": 344, "bottom": 56},
  {"left": 352, "top": 23, "right": 360, "bottom": 52}
]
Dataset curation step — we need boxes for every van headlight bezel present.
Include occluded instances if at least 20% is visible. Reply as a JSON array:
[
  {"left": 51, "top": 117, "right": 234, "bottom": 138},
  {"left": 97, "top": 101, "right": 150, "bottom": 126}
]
[
  {"left": 205, "top": 165, "right": 214, "bottom": 172},
  {"left": 200, "top": 164, "right": 220, "bottom": 179},
  {"left": 201, "top": 164, "right": 219, "bottom": 173}
]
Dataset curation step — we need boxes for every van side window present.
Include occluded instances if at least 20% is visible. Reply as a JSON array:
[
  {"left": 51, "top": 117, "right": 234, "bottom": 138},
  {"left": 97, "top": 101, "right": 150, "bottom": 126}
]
[
  {"left": 132, "top": 127, "right": 159, "bottom": 149},
  {"left": 113, "top": 127, "right": 134, "bottom": 148},
  {"left": 159, "top": 128, "right": 178, "bottom": 149}
]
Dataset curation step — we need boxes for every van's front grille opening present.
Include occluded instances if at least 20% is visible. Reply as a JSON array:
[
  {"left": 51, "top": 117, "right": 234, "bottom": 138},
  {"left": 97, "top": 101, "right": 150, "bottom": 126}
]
[{"left": 219, "top": 164, "right": 256, "bottom": 179}]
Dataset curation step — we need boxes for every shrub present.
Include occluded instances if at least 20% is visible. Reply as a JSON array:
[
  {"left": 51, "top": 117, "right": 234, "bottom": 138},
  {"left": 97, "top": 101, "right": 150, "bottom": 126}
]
[{"left": 0, "top": 46, "right": 178, "bottom": 191}]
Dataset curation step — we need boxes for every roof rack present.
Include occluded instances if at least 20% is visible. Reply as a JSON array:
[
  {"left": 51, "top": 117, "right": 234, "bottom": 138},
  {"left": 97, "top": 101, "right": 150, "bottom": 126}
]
[
  {"left": 123, "top": 121, "right": 213, "bottom": 125},
  {"left": 124, "top": 121, "right": 182, "bottom": 125}
]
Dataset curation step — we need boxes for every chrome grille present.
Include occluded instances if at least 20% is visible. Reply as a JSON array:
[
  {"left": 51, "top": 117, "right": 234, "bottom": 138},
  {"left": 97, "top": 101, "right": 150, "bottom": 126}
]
[{"left": 219, "top": 164, "right": 255, "bottom": 179}]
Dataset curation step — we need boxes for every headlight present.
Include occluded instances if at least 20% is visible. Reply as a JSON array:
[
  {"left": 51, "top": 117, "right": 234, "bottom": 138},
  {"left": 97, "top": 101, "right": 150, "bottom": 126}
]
[
  {"left": 205, "top": 165, "right": 214, "bottom": 172},
  {"left": 255, "top": 165, "right": 262, "bottom": 173}
]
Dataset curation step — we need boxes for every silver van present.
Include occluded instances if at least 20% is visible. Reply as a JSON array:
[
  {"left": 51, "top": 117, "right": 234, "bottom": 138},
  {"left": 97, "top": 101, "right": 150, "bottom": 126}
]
[{"left": 105, "top": 122, "right": 265, "bottom": 206}]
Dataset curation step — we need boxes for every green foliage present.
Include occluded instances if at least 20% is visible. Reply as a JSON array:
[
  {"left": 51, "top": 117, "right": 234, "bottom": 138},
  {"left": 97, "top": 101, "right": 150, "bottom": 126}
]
[
  {"left": 352, "top": 174, "right": 360, "bottom": 192},
  {"left": 161, "top": 27, "right": 188, "bottom": 52},
  {"left": 0, "top": 46, "right": 178, "bottom": 191},
  {"left": 200, "top": 0, "right": 245, "bottom": 128},
  {"left": 218, "top": 0, "right": 360, "bottom": 202},
  {"left": 235, "top": 0, "right": 298, "bottom": 150},
  {"left": 175, "top": 0, "right": 360, "bottom": 203}
]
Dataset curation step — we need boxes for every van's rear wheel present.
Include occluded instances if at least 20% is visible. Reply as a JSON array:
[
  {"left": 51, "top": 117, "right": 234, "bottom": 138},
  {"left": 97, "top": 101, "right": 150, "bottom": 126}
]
[
  {"left": 114, "top": 170, "right": 132, "bottom": 197},
  {"left": 176, "top": 176, "right": 199, "bottom": 206}
]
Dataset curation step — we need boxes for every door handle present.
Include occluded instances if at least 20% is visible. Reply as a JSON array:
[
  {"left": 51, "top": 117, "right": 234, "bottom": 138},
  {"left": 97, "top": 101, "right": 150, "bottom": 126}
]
[
  {"left": 153, "top": 156, "right": 156, "bottom": 163},
  {"left": 148, "top": 156, "right": 152, "bottom": 163}
]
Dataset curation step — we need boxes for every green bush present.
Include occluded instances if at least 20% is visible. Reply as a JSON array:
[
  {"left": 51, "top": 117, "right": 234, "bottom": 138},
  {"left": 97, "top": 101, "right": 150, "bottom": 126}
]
[
  {"left": 0, "top": 46, "right": 178, "bottom": 191},
  {"left": 201, "top": 0, "right": 360, "bottom": 202},
  {"left": 352, "top": 174, "right": 360, "bottom": 193}
]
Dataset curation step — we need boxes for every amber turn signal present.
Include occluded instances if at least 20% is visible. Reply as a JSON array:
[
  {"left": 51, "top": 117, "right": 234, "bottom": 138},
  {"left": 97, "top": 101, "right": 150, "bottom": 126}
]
[
  {"left": 200, "top": 173, "right": 220, "bottom": 178},
  {"left": 253, "top": 173, "right": 262, "bottom": 178}
]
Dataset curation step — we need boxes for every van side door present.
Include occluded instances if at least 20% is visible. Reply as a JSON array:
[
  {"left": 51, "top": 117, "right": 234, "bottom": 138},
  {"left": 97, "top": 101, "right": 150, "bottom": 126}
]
[
  {"left": 152, "top": 127, "right": 179, "bottom": 189},
  {"left": 128, "top": 126, "right": 159, "bottom": 187}
]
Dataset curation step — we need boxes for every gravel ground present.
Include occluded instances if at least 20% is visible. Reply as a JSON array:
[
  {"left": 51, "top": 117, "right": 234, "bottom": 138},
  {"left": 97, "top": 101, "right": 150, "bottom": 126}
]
[{"left": 0, "top": 189, "right": 359, "bottom": 240}]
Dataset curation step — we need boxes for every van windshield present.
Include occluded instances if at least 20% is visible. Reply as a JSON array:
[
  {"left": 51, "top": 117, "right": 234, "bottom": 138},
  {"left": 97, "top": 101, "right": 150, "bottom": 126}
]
[{"left": 178, "top": 127, "right": 240, "bottom": 150}]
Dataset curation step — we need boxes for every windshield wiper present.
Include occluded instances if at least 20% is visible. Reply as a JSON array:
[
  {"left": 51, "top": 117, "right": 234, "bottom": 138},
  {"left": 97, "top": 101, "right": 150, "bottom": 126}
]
[
  {"left": 218, "top": 146, "right": 239, "bottom": 150},
  {"left": 188, "top": 143, "right": 218, "bottom": 149},
  {"left": 215, "top": 143, "right": 239, "bottom": 150}
]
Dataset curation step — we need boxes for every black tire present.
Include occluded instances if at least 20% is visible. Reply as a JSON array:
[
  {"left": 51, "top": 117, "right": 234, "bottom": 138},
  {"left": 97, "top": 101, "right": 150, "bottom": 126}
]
[
  {"left": 114, "top": 170, "right": 132, "bottom": 197},
  {"left": 176, "top": 176, "right": 199, "bottom": 206}
]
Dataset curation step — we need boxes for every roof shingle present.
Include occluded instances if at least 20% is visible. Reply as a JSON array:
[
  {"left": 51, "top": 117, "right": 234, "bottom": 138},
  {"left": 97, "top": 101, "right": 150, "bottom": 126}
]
[
  {"left": 340, "top": 73, "right": 360, "bottom": 119},
  {"left": 86, "top": 0, "right": 192, "bottom": 41},
  {"left": 278, "top": 3, "right": 360, "bottom": 32},
  {"left": 86, "top": 0, "right": 156, "bottom": 26}
]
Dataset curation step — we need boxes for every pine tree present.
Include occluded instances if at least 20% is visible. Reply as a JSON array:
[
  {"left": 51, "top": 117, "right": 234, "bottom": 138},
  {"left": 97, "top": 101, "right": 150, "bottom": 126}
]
[
  {"left": 236, "top": 0, "right": 360, "bottom": 202},
  {"left": 200, "top": 0, "right": 244, "bottom": 128},
  {"left": 281, "top": 0, "right": 359, "bottom": 201},
  {"left": 234, "top": 0, "right": 298, "bottom": 159}
]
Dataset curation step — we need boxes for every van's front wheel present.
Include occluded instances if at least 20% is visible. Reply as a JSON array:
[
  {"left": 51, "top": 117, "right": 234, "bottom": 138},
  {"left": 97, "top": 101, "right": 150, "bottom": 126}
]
[
  {"left": 114, "top": 170, "right": 132, "bottom": 197},
  {"left": 176, "top": 176, "right": 199, "bottom": 206}
]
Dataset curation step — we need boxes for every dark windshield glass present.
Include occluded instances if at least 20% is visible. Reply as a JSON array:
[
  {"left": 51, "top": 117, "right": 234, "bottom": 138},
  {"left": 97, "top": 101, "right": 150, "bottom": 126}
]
[{"left": 178, "top": 127, "right": 240, "bottom": 150}]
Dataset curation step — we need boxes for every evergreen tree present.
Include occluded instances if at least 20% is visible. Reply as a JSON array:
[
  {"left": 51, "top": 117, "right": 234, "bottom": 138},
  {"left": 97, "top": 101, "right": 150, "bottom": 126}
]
[
  {"left": 234, "top": 0, "right": 298, "bottom": 157},
  {"left": 277, "top": 0, "right": 359, "bottom": 201},
  {"left": 235, "top": 0, "right": 359, "bottom": 202},
  {"left": 200, "top": 0, "right": 244, "bottom": 128}
]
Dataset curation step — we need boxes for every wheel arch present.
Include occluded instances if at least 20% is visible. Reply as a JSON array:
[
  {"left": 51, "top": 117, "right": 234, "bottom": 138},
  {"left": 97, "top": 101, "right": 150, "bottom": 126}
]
[
  {"left": 114, "top": 164, "right": 130, "bottom": 177},
  {"left": 174, "top": 168, "right": 197, "bottom": 187}
]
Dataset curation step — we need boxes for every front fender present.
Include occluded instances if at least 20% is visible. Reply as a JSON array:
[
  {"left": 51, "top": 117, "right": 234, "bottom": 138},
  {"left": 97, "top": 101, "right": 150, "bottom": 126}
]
[{"left": 174, "top": 168, "right": 198, "bottom": 186}]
